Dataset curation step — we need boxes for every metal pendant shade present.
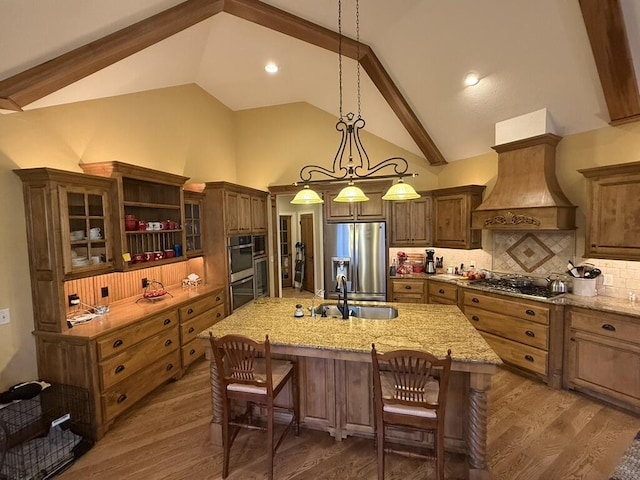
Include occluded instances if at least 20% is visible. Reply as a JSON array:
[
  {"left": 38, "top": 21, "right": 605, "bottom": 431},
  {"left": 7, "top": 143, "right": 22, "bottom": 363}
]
[{"left": 382, "top": 179, "right": 421, "bottom": 200}]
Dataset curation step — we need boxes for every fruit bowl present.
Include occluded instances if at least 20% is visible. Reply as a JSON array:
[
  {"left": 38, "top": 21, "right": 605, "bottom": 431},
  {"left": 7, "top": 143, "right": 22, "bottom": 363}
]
[{"left": 141, "top": 280, "right": 171, "bottom": 302}]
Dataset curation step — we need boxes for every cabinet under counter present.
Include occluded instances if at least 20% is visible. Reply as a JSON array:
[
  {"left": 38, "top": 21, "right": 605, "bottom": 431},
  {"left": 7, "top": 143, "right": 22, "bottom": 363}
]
[{"left": 34, "top": 284, "right": 226, "bottom": 440}]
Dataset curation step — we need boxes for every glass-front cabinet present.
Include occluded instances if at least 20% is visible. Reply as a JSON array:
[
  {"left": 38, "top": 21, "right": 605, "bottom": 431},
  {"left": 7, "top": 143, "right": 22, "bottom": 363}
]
[
  {"left": 60, "top": 186, "right": 113, "bottom": 274},
  {"left": 184, "top": 190, "right": 204, "bottom": 257}
]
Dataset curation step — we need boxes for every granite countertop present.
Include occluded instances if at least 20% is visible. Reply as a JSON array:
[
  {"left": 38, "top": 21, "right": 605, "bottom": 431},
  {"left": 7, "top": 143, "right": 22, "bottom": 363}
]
[
  {"left": 199, "top": 297, "right": 502, "bottom": 365},
  {"left": 392, "top": 273, "right": 640, "bottom": 318},
  {"left": 46, "top": 283, "right": 225, "bottom": 339}
]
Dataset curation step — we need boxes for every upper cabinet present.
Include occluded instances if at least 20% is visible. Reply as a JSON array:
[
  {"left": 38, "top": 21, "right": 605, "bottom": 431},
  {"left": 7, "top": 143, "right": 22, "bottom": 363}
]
[
  {"left": 323, "top": 182, "right": 390, "bottom": 223},
  {"left": 80, "top": 162, "right": 189, "bottom": 270},
  {"left": 389, "top": 194, "right": 432, "bottom": 247},
  {"left": 14, "top": 168, "right": 117, "bottom": 332},
  {"left": 432, "top": 185, "right": 485, "bottom": 249},
  {"left": 579, "top": 161, "right": 640, "bottom": 260},
  {"left": 251, "top": 195, "right": 268, "bottom": 233},
  {"left": 184, "top": 187, "right": 204, "bottom": 257}
]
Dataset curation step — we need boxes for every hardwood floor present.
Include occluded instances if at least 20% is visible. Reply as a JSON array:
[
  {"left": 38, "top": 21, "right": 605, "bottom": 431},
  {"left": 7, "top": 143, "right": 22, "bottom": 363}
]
[{"left": 60, "top": 360, "right": 640, "bottom": 480}]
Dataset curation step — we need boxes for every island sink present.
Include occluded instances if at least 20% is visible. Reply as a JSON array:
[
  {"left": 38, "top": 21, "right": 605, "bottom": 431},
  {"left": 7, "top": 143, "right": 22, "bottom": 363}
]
[{"left": 318, "top": 303, "right": 398, "bottom": 319}]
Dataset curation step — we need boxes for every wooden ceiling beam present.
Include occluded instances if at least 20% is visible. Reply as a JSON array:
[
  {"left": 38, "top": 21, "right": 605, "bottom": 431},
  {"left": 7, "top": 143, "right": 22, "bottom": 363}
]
[
  {"left": 0, "top": 0, "right": 225, "bottom": 111},
  {"left": 579, "top": 0, "right": 640, "bottom": 124},
  {"left": 0, "top": 0, "right": 445, "bottom": 164}
]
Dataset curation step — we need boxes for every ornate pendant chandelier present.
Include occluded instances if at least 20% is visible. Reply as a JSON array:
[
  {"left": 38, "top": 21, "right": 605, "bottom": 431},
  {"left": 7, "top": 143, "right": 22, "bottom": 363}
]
[{"left": 291, "top": 0, "right": 420, "bottom": 205}]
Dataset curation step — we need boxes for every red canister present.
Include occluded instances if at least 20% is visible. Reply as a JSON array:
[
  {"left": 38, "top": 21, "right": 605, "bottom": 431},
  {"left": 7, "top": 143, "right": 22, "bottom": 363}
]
[{"left": 125, "top": 215, "right": 138, "bottom": 231}]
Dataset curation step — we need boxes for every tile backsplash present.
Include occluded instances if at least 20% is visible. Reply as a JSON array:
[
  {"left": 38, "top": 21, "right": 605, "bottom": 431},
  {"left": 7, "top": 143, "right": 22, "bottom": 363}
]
[{"left": 389, "top": 234, "right": 640, "bottom": 300}]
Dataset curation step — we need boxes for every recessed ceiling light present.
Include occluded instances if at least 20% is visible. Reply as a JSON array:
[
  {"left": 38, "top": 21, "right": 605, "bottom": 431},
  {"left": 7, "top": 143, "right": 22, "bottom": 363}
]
[
  {"left": 464, "top": 72, "right": 480, "bottom": 86},
  {"left": 265, "top": 63, "right": 279, "bottom": 74}
]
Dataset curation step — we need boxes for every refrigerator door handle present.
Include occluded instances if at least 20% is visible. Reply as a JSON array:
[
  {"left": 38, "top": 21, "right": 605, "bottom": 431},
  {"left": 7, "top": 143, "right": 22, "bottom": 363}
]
[{"left": 353, "top": 225, "right": 359, "bottom": 293}]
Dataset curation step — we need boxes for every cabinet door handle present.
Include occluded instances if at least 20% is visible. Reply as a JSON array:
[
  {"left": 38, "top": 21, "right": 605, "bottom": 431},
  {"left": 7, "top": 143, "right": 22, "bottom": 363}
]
[
  {"left": 524, "top": 355, "right": 534, "bottom": 362},
  {"left": 117, "top": 394, "right": 128, "bottom": 404},
  {"left": 471, "top": 315, "right": 480, "bottom": 322},
  {"left": 190, "top": 349, "right": 196, "bottom": 356},
  {"left": 165, "top": 339, "right": 173, "bottom": 347},
  {"left": 216, "top": 296, "right": 221, "bottom": 302},
  {"left": 113, "top": 339, "right": 123, "bottom": 348},
  {"left": 439, "top": 289, "right": 445, "bottom": 294},
  {"left": 115, "top": 365, "right": 125, "bottom": 374},
  {"left": 188, "top": 327, "right": 195, "bottom": 334},
  {"left": 166, "top": 363, "right": 174, "bottom": 372},
  {"left": 472, "top": 297, "right": 480, "bottom": 303},
  {"left": 526, "top": 309, "right": 535, "bottom": 316},
  {"left": 163, "top": 318, "right": 171, "bottom": 326},
  {"left": 602, "top": 324, "right": 616, "bottom": 332},
  {"left": 525, "top": 330, "right": 535, "bottom": 337},
  {"left": 187, "top": 308, "right": 194, "bottom": 315},
  {"left": 405, "top": 285, "right": 412, "bottom": 290},
  {"left": 570, "top": 337, "right": 576, "bottom": 342},
  {"left": 216, "top": 312, "right": 221, "bottom": 318}
]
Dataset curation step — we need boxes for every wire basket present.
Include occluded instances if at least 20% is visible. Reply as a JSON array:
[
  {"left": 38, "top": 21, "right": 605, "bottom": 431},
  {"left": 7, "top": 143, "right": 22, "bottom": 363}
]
[{"left": 0, "top": 384, "right": 92, "bottom": 480}]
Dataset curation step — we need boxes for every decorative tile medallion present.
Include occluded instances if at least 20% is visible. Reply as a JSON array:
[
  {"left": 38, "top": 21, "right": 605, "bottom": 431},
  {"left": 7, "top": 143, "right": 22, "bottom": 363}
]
[
  {"left": 492, "top": 231, "right": 575, "bottom": 276},
  {"left": 506, "top": 233, "right": 555, "bottom": 272}
]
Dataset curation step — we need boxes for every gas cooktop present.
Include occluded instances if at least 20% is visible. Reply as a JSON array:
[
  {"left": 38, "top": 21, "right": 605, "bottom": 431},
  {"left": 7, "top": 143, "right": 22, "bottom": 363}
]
[{"left": 469, "top": 278, "right": 559, "bottom": 299}]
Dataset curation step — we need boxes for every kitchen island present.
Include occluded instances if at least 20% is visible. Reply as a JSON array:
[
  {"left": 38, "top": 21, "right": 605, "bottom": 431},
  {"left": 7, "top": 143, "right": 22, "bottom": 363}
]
[{"left": 200, "top": 297, "right": 502, "bottom": 479}]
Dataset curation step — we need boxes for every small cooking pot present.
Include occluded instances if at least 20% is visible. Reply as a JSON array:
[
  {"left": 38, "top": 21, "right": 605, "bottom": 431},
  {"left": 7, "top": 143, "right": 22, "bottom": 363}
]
[
  {"left": 546, "top": 274, "right": 568, "bottom": 294},
  {"left": 503, "top": 274, "right": 533, "bottom": 288}
]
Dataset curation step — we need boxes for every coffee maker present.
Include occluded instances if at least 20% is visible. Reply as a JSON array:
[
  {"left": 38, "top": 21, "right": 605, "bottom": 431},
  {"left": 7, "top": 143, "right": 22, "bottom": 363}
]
[{"left": 425, "top": 249, "right": 436, "bottom": 274}]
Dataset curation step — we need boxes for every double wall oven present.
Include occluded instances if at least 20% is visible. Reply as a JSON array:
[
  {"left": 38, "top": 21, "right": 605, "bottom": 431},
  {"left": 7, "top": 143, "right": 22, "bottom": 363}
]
[
  {"left": 228, "top": 234, "right": 269, "bottom": 311},
  {"left": 228, "top": 235, "right": 254, "bottom": 311}
]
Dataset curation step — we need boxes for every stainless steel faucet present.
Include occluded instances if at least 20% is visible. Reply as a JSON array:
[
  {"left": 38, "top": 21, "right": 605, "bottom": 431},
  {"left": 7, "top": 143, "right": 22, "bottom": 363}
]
[{"left": 336, "top": 273, "right": 349, "bottom": 319}]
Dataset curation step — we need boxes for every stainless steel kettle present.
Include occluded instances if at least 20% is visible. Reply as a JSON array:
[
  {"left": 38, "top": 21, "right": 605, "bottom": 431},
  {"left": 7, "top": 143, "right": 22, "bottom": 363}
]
[{"left": 546, "top": 274, "right": 568, "bottom": 294}]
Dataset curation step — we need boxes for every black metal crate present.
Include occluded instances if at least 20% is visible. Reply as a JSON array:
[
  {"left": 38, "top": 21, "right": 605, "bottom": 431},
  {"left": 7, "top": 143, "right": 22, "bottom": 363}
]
[{"left": 0, "top": 384, "right": 93, "bottom": 480}]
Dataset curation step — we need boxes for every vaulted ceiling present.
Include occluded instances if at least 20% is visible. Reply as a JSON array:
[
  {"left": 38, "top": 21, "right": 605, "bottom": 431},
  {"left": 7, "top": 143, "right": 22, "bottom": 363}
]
[{"left": 1, "top": 0, "right": 639, "bottom": 164}]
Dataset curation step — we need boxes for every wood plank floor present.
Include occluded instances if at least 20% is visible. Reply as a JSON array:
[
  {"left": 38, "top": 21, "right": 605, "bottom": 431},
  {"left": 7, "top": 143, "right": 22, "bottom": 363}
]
[{"left": 60, "top": 360, "right": 640, "bottom": 479}]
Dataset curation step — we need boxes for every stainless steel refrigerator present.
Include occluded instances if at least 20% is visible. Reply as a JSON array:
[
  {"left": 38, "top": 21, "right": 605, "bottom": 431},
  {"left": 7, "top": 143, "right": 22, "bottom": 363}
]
[{"left": 324, "top": 222, "right": 386, "bottom": 301}]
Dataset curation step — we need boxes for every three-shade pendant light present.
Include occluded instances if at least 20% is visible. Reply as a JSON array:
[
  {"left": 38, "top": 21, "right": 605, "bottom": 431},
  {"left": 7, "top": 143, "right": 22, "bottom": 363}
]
[{"left": 291, "top": 0, "right": 420, "bottom": 205}]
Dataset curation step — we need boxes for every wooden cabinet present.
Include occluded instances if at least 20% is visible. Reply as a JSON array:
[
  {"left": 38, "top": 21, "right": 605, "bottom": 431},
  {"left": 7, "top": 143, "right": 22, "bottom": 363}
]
[
  {"left": 389, "top": 195, "right": 432, "bottom": 246},
  {"left": 203, "top": 182, "right": 269, "bottom": 292},
  {"left": 427, "top": 280, "right": 458, "bottom": 305},
  {"left": 80, "top": 162, "right": 189, "bottom": 270},
  {"left": 251, "top": 195, "right": 268, "bottom": 233},
  {"left": 565, "top": 306, "right": 640, "bottom": 414},
  {"left": 184, "top": 189, "right": 204, "bottom": 257},
  {"left": 179, "top": 287, "right": 225, "bottom": 368},
  {"left": 323, "top": 182, "right": 390, "bottom": 223},
  {"left": 462, "top": 289, "right": 564, "bottom": 388},
  {"left": 431, "top": 185, "right": 484, "bottom": 249},
  {"left": 389, "top": 278, "right": 426, "bottom": 303},
  {"left": 578, "top": 161, "right": 640, "bottom": 260},
  {"left": 35, "top": 287, "right": 225, "bottom": 440},
  {"left": 14, "top": 168, "right": 117, "bottom": 333}
]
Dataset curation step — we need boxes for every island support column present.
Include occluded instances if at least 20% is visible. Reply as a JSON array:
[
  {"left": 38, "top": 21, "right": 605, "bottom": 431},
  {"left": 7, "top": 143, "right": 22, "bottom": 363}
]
[
  {"left": 468, "top": 372, "right": 492, "bottom": 480},
  {"left": 204, "top": 342, "right": 224, "bottom": 446}
]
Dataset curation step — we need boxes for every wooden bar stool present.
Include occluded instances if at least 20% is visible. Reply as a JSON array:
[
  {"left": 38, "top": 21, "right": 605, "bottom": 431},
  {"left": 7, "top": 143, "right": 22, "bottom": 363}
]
[
  {"left": 209, "top": 333, "right": 300, "bottom": 480},
  {"left": 371, "top": 344, "right": 452, "bottom": 480}
]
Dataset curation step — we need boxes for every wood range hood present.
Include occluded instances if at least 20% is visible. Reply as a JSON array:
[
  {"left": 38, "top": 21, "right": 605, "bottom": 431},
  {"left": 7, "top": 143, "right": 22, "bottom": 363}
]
[{"left": 471, "top": 133, "right": 576, "bottom": 230}]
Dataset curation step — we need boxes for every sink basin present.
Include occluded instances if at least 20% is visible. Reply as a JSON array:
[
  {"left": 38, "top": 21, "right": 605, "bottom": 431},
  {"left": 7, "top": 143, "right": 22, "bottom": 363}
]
[{"left": 317, "top": 304, "right": 398, "bottom": 320}]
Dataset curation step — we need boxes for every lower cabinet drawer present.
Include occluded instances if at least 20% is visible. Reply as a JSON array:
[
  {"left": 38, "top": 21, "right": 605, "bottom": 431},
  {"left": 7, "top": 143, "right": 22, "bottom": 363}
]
[
  {"left": 428, "top": 282, "right": 458, "bottom": 302},
  {"left": 391, "top": 293, "right": 425, "bottom": 304},
  {"left": 180, "top": 304, "right": 225, "bottom": 344},
  {"left": 429, "top": 297, "right": 457, "bottom": 305},
  {"left": 99, "top": 328, "right": 179, "bottom": 390},
  {"left": 465, "top": 306, "right": 548, "bottom": 350},
  {"left": 102, "top": 349, "right": 181, "bottom": 422},
  {"left": 480, "top": 332, "right": 548, "bottom": 376},
  {"left": 181, "top": 339, "right": 206, "bottom": 368},
  {"left": 569, "top": 308, "right": 640, "bottom": 345}
]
